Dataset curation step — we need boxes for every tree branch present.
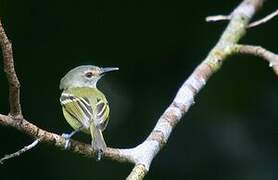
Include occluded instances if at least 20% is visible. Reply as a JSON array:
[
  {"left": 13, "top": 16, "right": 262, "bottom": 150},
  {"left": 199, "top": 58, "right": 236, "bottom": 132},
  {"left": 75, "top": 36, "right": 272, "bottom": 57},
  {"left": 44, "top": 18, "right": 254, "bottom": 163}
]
[
  {"left": 206, "top": 15, "right": 231, "bottom": 22},
  {"left": 249, "top": 9, "right": 278, "bottom": 28},
  {"left": 233, "top": 44, "right": 278, "bottom": 75},
  {"left": 0, "top": 139, "right": 40, "bottom": 164},
  {"left": 0, "top": 20, "right": 22, "bottom": 117},
  {"left": 126, "top": 164, "right": 148, "bottom": 180},
  {"left": 0, "top": 0, "right": 274, "bottom": 179},
  {"left": 206, "top": 3, "right": 277, "bottom": 29},
  {"left": 0, "top": 114, "right": 129, "bottom": 163}
]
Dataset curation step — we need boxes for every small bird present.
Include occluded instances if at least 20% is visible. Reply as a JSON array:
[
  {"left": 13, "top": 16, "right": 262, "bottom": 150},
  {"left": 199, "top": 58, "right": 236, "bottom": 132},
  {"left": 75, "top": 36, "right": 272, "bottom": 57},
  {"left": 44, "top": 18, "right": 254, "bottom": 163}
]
[{"left": 59, "top": 65, "right": 118, "bottom": 160}]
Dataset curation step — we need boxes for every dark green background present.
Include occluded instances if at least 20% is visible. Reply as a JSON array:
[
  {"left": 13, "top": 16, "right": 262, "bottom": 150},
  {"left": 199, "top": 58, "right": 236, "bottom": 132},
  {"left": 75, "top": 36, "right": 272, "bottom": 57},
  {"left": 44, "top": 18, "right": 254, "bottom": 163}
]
[{"left": 1, "top": 0, "right": 278, "bottom": 179}]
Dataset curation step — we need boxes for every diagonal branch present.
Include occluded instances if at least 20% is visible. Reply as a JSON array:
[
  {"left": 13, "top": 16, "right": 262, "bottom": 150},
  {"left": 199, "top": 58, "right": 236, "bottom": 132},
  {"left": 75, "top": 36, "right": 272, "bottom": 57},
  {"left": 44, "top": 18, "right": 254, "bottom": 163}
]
[
  {"left": 126, "top": 165, "right": 148, "bottom": 180},
  {"left": 0, "top": 20, "right": 22, "bottom": 117}
]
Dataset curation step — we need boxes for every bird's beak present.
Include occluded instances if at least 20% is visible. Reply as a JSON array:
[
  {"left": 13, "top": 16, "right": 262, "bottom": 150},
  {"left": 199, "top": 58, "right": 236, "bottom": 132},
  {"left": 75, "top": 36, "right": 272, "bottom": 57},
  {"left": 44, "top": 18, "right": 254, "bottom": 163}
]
[{"left": 100, "top": 67, "right": 119, "bottom": 75}]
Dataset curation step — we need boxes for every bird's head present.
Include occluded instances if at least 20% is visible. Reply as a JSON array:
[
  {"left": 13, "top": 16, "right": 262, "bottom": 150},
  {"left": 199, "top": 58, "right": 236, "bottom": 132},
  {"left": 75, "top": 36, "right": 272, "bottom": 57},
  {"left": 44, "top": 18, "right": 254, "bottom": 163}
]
[{"left": 59, "top": 65, "right": 119, "bottom": 90}]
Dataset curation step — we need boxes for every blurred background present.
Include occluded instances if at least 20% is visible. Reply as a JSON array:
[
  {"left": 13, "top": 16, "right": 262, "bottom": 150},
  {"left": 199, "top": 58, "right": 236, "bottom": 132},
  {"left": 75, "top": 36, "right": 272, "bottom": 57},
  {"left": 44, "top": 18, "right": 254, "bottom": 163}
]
[{"left": 0, "top": 0, "right": 278, "bottom": 179}]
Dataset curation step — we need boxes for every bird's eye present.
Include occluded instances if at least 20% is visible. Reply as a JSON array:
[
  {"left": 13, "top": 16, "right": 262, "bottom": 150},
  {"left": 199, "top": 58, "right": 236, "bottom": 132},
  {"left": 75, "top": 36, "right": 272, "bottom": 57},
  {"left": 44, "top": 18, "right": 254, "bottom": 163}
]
[{"left": 85, "top": 72, "right": 93, "bottom": 78}]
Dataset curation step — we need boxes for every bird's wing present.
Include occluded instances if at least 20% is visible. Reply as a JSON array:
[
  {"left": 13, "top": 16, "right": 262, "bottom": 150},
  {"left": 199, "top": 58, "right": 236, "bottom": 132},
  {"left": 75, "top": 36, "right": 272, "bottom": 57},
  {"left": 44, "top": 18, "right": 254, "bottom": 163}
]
[
  {"left": 94, "top": 98, "right": 110, "bottom": 131},
  {"left": 60, "top": 92, "right": 93, "bottom": 129}
]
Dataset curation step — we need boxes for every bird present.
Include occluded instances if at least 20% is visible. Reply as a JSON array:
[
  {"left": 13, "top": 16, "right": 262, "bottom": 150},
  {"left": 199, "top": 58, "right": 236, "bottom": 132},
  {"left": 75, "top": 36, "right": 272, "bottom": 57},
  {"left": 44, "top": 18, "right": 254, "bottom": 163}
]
[{"left": 59, "top": 65, "right": 118, "bottom": 160}]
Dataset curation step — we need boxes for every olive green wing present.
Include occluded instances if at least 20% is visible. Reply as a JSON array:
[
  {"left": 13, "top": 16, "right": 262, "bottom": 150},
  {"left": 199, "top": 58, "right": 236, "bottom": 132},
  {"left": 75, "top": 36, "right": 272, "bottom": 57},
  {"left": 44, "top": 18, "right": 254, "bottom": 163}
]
[{"left": 60, "top": 92, "right": 93, "bottom": 129}]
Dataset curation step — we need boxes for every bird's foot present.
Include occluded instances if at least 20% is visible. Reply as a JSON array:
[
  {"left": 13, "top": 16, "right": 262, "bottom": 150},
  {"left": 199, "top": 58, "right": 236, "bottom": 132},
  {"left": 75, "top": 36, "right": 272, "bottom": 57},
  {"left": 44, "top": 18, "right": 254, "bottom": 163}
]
[
  {"left": 62, "top": 133, "right": 72, "bottom": 149},
  {"left": 96, "top": 149, "right": 103, "bottom": 161}
]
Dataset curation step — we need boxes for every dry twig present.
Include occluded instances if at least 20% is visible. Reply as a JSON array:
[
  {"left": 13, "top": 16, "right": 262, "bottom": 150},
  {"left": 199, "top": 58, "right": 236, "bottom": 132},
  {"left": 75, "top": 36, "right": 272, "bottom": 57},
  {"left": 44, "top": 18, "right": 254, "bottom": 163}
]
[
  {"left": 249, "top": 9, "right": 278, "bottom": 28},
  {"left": 206, "top": 15, "right": 231, "bottom": 22},
  {"left": 0, "top": 139, "right": 40, "bottom": 164},
  {"left": 206, "top": 8, "right": 277, "bottom": 28}
]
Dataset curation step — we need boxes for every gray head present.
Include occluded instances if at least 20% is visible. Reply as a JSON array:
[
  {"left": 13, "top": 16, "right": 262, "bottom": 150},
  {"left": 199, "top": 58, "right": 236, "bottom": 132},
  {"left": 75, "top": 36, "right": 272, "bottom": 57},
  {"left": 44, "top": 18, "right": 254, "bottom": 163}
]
[{"left": 60, "top": 65, "right": 119, "bottom": 90}]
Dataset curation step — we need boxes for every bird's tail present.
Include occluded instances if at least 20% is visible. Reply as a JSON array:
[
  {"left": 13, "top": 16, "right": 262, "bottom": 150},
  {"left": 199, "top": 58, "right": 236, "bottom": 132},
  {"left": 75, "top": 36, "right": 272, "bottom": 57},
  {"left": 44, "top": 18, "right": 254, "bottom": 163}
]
[{"left": 90, "top": 123, "right": 107, "bottom": 159}]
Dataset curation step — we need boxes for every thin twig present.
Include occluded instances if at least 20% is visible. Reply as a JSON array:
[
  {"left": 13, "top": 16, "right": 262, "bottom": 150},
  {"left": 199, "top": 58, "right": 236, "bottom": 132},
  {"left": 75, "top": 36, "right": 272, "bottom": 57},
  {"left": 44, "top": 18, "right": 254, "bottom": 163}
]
[
  {"left": 0, "top": 139, "right": 40, "bottom": 164},
  {"left": 0, "top": 20, "right": 22, "bottom": 117},
  {"left": 206, "top": 9, "right": 278, "bottom": 29},
  {"left": 249, "top": 9, "right": 278, "bottom": 28},
  {"left": 206, "top": 15, "right": 231, "bottom": 22}
]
